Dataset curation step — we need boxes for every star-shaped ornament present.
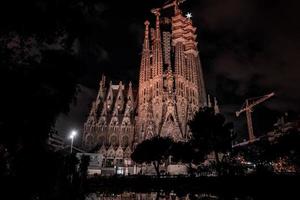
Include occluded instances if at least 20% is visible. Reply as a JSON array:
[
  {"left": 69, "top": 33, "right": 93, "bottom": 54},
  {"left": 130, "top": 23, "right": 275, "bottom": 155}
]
[{"left": 186, "top": 12, "right": 192, "bottom": 19}]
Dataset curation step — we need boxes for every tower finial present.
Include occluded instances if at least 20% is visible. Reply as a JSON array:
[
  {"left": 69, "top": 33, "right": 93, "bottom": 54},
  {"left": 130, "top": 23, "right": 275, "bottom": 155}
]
[
  {"left": 214, "top": 97, "right": 220, "bottom": 114},
  {"left": 143, "top": 20, "right": 150, "bottom": 49},
  {"left": 151, "top": 8, "right": 161, "bottom": 40},
  {"left": 207, "top": 94, "right": 212, "bottom": 108}
]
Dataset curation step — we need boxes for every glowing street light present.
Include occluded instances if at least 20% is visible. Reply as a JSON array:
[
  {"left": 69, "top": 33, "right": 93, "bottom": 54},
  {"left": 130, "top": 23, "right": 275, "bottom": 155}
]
[{"left": 69, "top": 130, "right": 77, "bottom": 153}]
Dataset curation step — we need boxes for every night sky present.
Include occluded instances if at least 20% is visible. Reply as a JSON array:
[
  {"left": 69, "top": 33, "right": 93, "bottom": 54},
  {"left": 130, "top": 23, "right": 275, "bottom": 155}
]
[{"left": 2, "top": 0, "right": 299, "bottom": 142}]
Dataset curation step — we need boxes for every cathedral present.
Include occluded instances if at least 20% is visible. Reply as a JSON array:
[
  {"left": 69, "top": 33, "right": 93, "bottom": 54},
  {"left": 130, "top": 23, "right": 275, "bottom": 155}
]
[{"left": 82, "top": 0, "right": 219, "bottom": 168}]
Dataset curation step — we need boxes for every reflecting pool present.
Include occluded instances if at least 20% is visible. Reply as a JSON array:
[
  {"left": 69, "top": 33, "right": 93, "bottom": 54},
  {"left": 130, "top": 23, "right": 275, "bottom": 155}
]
[{"left": 85, "top": 191, "right": 254, "bottom": 200}]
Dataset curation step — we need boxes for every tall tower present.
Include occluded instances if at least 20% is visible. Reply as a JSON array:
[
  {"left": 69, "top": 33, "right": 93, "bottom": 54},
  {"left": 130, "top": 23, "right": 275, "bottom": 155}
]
[{"left": 136, "top": 0, "right": 207, "bottom": 142}]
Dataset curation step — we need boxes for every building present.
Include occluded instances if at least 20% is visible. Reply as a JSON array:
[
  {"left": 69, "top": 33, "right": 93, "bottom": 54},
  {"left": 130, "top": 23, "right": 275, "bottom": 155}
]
[
  {"left": 82, "top": 77, "right": 136, "bottom": 166},
  {"left": 82, "top": 0, "right": 219, "bottom": 173}
]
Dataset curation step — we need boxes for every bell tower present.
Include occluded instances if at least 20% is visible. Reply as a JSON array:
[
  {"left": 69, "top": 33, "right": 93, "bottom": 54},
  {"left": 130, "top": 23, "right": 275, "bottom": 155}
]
[{"left": 136, "top": 0, "right": 207, "bottom": 142}]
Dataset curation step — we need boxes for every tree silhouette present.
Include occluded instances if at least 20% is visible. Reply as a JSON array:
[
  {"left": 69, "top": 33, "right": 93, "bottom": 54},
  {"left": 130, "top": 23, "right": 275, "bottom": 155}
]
[
  {"left": 188, "top": 107, "right": 234, "bottom": 175},
  {"left": 238, "top": 128, "right": 300, "bottom": 173},
  {"left": 131, "top": 136, "right": 173, "bottom": 177},
  {"left": 0, "top": 29, "right": 82, "bottom": 200},
  {"left": 170, "top": 141, "right": 205, "bottom": 175}
]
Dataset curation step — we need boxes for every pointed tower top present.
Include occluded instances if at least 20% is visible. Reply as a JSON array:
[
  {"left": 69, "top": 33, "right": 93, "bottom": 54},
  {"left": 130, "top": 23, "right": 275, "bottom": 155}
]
[
  {"left": 207, "top": 94, "right": 212, "bottom": 108},
  {"left": 214, "top": 97, "right": 220, "bottom": 114},
  {"left": 100, "top": 74, "right": 105, "bottom": 85},
  {"left": 97, "top": 74, "right": 106, "bottom": 102},
  {"left": 151, "top": 8, "right": 161, "bottom": 40},
  {"left": 143, "top": 20, "right": 150, "bottom": 49},
  {"left": 144, "top": 20, "right": 150, "bottom": 26},
  {"left": 100, "top": 102, "right": 108, "bottom": 117}
]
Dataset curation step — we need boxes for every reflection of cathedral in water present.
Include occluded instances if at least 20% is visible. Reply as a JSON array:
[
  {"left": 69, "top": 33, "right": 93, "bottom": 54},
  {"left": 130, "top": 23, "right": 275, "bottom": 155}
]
[
  {"left": 81, "top": 0, "right": 219, "bottom": 169},
  {"left": 85, "top": 192, "right": 221, "bottom": 200}
]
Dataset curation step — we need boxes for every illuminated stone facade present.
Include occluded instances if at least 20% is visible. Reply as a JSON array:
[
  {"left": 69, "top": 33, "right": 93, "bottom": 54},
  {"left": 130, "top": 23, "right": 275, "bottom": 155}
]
[
  {"left": 136, "top": 4, "right": 207, "bottom": 144},
  {"left": 83, "top": 76, "right": 135, "bottom": 158},
  {"left": 82, "top": 1, "right": 219, "bottom": 166}
]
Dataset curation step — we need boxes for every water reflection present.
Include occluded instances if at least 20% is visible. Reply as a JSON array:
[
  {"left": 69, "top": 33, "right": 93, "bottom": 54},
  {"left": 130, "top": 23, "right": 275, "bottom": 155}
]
[{"left": 85, "top": 191, "right": 253, "bottom": 200}]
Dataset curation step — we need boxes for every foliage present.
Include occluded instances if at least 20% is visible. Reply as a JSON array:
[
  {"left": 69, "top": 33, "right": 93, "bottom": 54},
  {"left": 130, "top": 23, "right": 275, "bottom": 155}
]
[
  {"left": 131, "top": 136, "right": 173, "bottom": 177},
  {"left": 188, "top": 107, "right": 234, "bottom": 175},
  {"left": 170, "top": 141, "right": 205, "bottom": 175},
  {"left": 170, "top": 142, "right": 193, "bottom": 162},
  {"left": 0, "top": 2, "right": 84, "bottom": 197},
  {"left": 235, "top": 127, "right": 300, "bottom": 174}
]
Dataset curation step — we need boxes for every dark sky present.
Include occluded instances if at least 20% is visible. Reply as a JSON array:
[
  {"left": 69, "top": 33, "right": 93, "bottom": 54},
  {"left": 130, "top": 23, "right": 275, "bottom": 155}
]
[
  {"left": 2, "top": 0, "right": 299, "bottom": 141},
  {"left": 57, "top": 0, "right": 300, "bottom": 141}
]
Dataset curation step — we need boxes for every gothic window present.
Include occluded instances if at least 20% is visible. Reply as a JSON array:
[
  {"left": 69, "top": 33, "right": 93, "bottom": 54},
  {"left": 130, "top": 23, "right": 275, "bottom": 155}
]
[
  {"left": 110, "top": 135, "right": 118, "bottom": 146},
  {"left": 121, "top": 136, "right": 129, "bottom": 147},
  {"left": 98, "top": 136, "right": 105, "bottom": 146}
]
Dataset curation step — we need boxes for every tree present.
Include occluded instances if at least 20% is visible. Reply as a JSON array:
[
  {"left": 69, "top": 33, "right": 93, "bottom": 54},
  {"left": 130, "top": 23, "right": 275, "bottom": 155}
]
[
  {"left": 170, "top": 141, "right": 205, "bottom": 175},
  {"left": 131, "top": 136, "right": 173, "bottom": 177},
  {"left": 0, "top": 15, "right": 82, "bottom": 199},
  {"left": 234, "top": 124, "right": 300, "bottom": 175},
  {"left": 188, "top": 107, "right": 234, "bottom": 175}
]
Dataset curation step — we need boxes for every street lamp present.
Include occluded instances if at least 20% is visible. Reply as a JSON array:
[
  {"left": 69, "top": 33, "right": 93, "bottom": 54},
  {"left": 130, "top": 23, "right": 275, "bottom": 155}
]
[{"left": 69, "top": 130, "right": 77, "bottom": 153}]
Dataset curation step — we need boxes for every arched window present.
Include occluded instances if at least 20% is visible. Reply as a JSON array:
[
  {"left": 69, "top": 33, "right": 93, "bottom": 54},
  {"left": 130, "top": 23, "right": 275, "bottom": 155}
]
[
  {"left": 122, "top": 136, "right": 129, "bottom": 147},
  {"left": 110, "top": 135, "right": 118, "bottom": 146},
  {"left": 98, "top": 136, "right": 105, "bottom": 146}
]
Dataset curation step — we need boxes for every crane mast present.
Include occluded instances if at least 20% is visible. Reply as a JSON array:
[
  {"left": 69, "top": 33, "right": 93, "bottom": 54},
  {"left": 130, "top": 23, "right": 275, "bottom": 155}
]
[{"left": 236, "top": 92, "right": 275, "bottom": 142}]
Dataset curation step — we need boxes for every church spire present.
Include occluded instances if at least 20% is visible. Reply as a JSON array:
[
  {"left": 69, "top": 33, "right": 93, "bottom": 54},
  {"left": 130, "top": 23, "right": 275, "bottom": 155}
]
[
  {"left": 143, "top": 20, "right": 150, "bottom": 50},
  {"left": 139, "top": 20, "right": 151, "bottom": 84},
  {"left": 125, "top": 82, "right": 134, "bottom": 115},
  {"left": 207, "top": 94, "right": 212, "bottom": 108},
  {"left": 127, "top": 81, "right": 134, "bottom": 102},
  {"left": 214, "top": 97, "right": 220, "bottom": 114},
  {"left": 151, "top": 9, "right": 163, "bottom": 77},
  {"left": 96, "top": 74, "right": 106, "bottom": 103},
  {"left": 114, "top": 81, "right": 124, "bottom": 112},
  {"left": 155, "top": 11, "right": 161, "bottom": 41}
]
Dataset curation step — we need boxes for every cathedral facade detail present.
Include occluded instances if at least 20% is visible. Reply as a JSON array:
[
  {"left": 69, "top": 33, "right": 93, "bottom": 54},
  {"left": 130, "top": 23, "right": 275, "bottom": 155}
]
[
  {"left": 82, "top": 1, "right": 218, "bottom": 161},
  {"left": 136, "top": 3, "right": 207, "bottom": 143},
  {"left": 83, "top": 76, "right": 136, "bottom": 154}
]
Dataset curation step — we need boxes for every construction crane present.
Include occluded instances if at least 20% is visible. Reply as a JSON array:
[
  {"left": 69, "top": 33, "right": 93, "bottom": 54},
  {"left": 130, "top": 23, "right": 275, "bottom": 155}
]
[
  {"left": 236, "top": 92, "right": 275, "bottom": 142},
  {"left": 151, "top": 0, "right": 186, "bottom": 14}
]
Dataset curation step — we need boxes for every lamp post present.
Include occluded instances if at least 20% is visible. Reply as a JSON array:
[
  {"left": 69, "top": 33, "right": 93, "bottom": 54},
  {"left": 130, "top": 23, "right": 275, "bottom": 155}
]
[{"left": 69, "top": 130, "right": 77, "bottom": 153}]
